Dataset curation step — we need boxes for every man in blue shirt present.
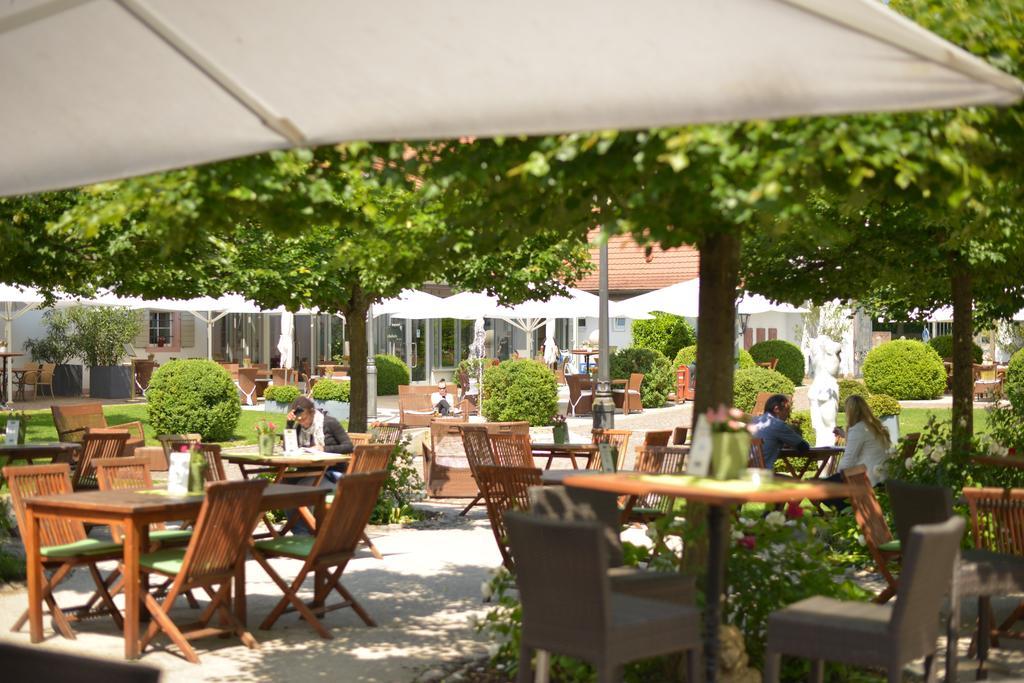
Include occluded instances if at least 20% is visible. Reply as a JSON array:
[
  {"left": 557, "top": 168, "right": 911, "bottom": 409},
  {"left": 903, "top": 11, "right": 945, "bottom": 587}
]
[{"left": 750, "top": 394, "right": 809, "bottom": 468}]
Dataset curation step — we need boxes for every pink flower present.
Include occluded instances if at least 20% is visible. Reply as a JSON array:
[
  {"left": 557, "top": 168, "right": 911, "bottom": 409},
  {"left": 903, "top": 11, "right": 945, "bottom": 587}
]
[
  {"left": 178, "top": 445, "right": 189, "bottom": 452},
  {"left": 785, "top": 501, "right": 804, "bottom": 519},
  {"left": 268, "top": 422, "right": 276, "bottom": 431},
  {"left": 738, "top": 535, "right": 756, "bottom": 551}
]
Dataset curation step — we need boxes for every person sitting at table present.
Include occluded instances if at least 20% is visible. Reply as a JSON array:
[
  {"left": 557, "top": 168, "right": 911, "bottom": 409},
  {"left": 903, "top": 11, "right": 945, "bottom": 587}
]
[
  {"left": 749, "top": 394, "right": 809, "bottom": 468},
  {"left": 829, "top": 394, "right": 891, "bottom": 487},
  {"left": 431, "top": 380, "right": 452, "bottom": 416},
  {"left": 286, "top": 396, "right": 354, "bottom": 482}
]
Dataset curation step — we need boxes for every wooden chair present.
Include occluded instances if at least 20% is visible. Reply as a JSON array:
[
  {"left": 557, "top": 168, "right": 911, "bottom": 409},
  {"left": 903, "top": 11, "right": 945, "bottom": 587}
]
[
  {"left": 0, "top": 641, "right": 160, "bottom": 683},
  {"left": 423, "top": 420, "right": 477, "bottom": 498},
  {"left": 236, "top": 367, "right": 261, "bottom": 406},
  {"left": 251, "top": 472, "right": 388, "bottom": 637},
  {"left": 369, "top": 422, "right": 404, "bottom": 446},
  {"left": 95, "top": 456, "right": 194, "bottom": 546},
  {"left": 476, "top": 464, "right": 543, "bottom": 571},
  {"left": 675, "top": 365, "right": 695, "bottom": 404},
  {"left": 3, "top": 463, "right": 123, "bottom": 639},
  {"left": 398, "top": 392, "right": 434, "bottom": 428},
  {"left": 156, "top": 433, "right": 202, "bottom": 462},
  {"left": 488, "top": 432, "right": 534, "bottom": 468},
  {"left": 72, "top": 429, "right": 132, "bottom": 490},
  {"left": 138, "top": 479, "right": 267, "bottom": 663},
  {"left": 566, "top": 374, "right": 593, "bottom": 416},
  {"left": 751, "top": 391, "right": 776, "bottom": 417},
  {"left": 899, "top": 432, "right": 922, "bottom": 460},
  {"left": 195, "top": 443, "right": 227, "bottom": 482},
  {"left": 458, "top": 425, "right": 496, "bottom": 516},
  {"left": 51, "top": 403, "right": 144, "bottom": 453},
  {"left": 642, "top": 430, "right": 672, "bottom": 448},
  {"left": 748, "top": 437, "right": 766, "bottom": 469},
  {"left": 349, "top": 443, "right": 392, "bottom": 474},
  {"left": 756, "top": 358, "right": 779, "bottom": 371},
  {"left": 627, "top": 446, "right": 690, "bottom": 522},
  {"left": 672, "top": 426, "right": 689, "bottom": 445},
  {"left": 612, "top": 372, "right": 644, "bottom": 414},
  {"left": 590, "top": 429, "right": 633, "bottom": 470},
  {"left": 347, "top": 432, "right": 371, "bottom": 447},
  {"left": 844, "top": 464, "right": 900, "bottom": 603}
]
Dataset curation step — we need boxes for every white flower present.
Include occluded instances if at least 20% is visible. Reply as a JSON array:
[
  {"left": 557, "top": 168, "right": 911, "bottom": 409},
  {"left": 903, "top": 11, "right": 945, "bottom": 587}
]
[
  {"left": 856, "top": 533, "right": 866, "bottom": 546},
  {"left": 765, "top": 511, "right": 786, "bottom": 528},
  {"left": 904, "top": 457, "right": 914, "bottom": 470},
  {"left": 486, "top": 642, "right": 501, "bottom": 657},
  {"left": 480, "top": 580, "right": 493, "bottom": 600},
  {"left": 929, "top": 446, "right": 944, "bottom": 463},
  {"left": 732, "top": 529, "right": 745, "bottom": 540}
]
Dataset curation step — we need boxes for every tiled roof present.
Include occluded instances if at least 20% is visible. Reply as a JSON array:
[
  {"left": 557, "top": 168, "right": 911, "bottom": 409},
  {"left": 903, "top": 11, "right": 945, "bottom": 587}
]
[{"left": 576, "top": 232, "right": 699, "bottom": 296}]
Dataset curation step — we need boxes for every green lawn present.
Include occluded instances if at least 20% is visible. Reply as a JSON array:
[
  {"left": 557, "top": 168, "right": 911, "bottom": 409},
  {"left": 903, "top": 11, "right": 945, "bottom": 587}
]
[
  {"left": 19, "top": 404, "right": 281, "bottom": 446},
  {"left": 837, "top": 407, "right": 989, "bottom": 436}
]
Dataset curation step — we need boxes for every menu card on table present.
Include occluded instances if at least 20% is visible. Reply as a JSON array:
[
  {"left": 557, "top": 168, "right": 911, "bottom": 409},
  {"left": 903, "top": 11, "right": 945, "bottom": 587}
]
[
  {"left": 283, "top": 430, "right": 300, "bottom": 454},
  {"left": 4, "top": 419, "right": 19, "bottom": 445}
]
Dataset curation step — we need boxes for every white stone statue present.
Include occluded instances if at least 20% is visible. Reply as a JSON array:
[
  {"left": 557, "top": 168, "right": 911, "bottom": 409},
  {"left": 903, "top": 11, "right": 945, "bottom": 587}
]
[{"left": 807, "top": 335, "right": 842, "bottom": 447}]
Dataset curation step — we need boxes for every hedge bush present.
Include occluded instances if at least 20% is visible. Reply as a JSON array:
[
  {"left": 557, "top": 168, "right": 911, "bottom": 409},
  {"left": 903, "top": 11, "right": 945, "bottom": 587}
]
[
  {"left": 311, "top": 379, "right": 351, "bottom": 402},
  {"left": 263, "top": 384, "right": 301, "bottom": 405},
  {"left": 749, "top": 339, "right": 805, "bottom": 385},
  {"left": 733, "top": 367, "right": 795, "bottom": 413},
  {"left": 673, "top": 345, "right": 755, "bottom": 370},
  {"left": 631, "top": 312, "right": 695, "bottom": 362},
  {"left": 866, "top": 393, "right": 901, "bottom": 417},
  {"left": 610, "top": 347, "right": 674, "bottom": 408},
  {"left": 147, "top": 360, "right": 241, "bottom": 441},
  {"left": 838, "top": 379, "right": 870, "bottom": 411},
  {"left": 482, "top": 360, "right": 558, "bottom": 426},
  {"left": 928, "top": 334, "right": 983, "bottom": 364},
  {"left": 375, "top": 354, "right": 410, "bottom": 395},
  {"left": 789, "top": 410, "right": 815, "bottom": 443},
  {"left": 862, "top": 340, "right": 946, "bottom": 400},
  {"left": 1007, "top": 348, "right": 1024, "bottom": 413}
]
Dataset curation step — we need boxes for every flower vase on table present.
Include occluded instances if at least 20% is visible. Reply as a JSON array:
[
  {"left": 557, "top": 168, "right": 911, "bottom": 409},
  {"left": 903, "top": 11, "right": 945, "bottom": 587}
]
[
  {"left": 255, "top": 418, "right": 278, "bottom": 457},
  {"left": 706, "top": 406, "right": 753, "bottom": 480},
  {"left": 552, "top": 414, "right": 569, "bottom": 444}
]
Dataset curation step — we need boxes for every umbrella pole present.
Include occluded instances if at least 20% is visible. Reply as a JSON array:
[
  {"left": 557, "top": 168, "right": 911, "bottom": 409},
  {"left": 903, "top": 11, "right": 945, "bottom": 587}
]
[
  {"left": 593, "top": 239, "right": 615, "bottom": 430},
  {"left": 366, "top": 305, "right": 377, "bottom": 421}
]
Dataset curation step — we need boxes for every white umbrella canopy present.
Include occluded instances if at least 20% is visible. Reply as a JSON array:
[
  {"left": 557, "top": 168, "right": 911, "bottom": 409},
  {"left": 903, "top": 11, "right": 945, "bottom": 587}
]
[
  {"left": 1, "top": 0, "right": 1020, "bottom": 196},
  {"left": 497, "top": 287, "right": 643, "bottom": 320},
  {"left": 374, "top": 290, "right": 446, "bottom": 318},
  {"left": 391, "top": 292, "right": 503, "bottom": 321},
  {"left": 616, "top": 279, "right": 806, "bottom": 319}
]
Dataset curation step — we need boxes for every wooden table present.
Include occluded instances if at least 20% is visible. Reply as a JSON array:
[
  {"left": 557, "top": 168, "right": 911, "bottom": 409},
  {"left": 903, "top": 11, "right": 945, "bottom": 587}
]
[
  {"left": 0, "top": 442, "right": 81, "bottom": 488},
  {"left": 776, "top": 446, "right": 844, "bottom": 478},
  {"left": 0, "top": 351, "right": 24, "bottom": 404},
  {"left": 530, "top": 443, "right": 598, "bottom": 470},
  {"left": 24, "top": 483, "right": 326, "bottom": 659},
  {"left": 564, "top": 472, "right": 848, "bottom": 683},
  {"left": 570, "top": 349, "right": 599, "bottom": 372}
]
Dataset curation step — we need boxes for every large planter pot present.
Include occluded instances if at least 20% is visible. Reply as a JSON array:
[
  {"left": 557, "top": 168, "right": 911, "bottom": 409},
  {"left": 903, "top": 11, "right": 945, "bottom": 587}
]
[
  {"left": 89, "top": 365, "right": 132, "bottom": 399},
  {"left": 265, "top": 401, "right": 291, "bottom": 415},
  {"left": 881, "top": 414, "right": 900, "bottom": 447},
  {"left": 314, "top": 400, "right": 350, "bottom": 424},
  {"left": 53, "top": 364, "right": 83, "bottom": 397}
]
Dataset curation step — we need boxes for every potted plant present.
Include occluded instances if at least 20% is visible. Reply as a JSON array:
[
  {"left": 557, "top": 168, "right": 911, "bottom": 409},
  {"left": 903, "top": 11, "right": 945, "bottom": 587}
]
[
  {"left": 866, "top": 393, "right": 902, "bottom": 446},
  {"left": 254, "top": 418, "right": 279, "bottom": 457},
  {"left": 70, "top": 305, "right": 141, "bottom": 399},
  {"left": 23, "top": 308, "right": 82, "bottom": 396},
  {"left": 310, "top": 379, "right": 350, "bottom": 423},
  {"left": 263, "top": 384, "right": 300, "bottom": 414},
  {"left": 551, "top": 413, "right": 569, "bottom": 444}
]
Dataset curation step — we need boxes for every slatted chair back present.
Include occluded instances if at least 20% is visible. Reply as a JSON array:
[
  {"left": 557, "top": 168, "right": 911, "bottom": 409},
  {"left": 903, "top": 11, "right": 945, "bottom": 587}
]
[
  {"left": 488, "top": 433, "right": 534, "bottom": 468},
  {"left": 592, "top": 429, "right": 633, "bottom": 470},
  {"left": 51, "top": 403, "right": 110, "bottom": 444},
  {"left": 621, "top": 372, "right": 644, "bottom": 414},
  {"left": 179, "top": 479, "right": 267, "bottom": 583},
  {"left": 672, "top": 426, "right": 689, "bottom": 445},
  {"left": 483, "top": 421, "right": 530, "bottom": 436},
  {"left": 369, "top": 422, "right": 404, "bottom": 445},
  {"left": 73, "top": 429, "right": 132, "bottom": 490},
  {"left": 311, "top": 472, "right": 387, "bottom": 562},
  {"left": 96, "top": 456, "right": 163, "bottom": 542},
  {"left": 633, "top": 446, "right": 689, "bottom": 513},
  {"left": 477, "top": 464, "right": 543, "bottom": 570},
  {"left": 196, "top": 443, "right": 227, "bottom": 482},
  {"left": 460, "top": 425, "right": 495, "bottom": 478},
  {"left": 964, "top": 488, "right": 1024, "bottom": 556},
  {"left": 348, "top": 432, "right": 371, "bottom": 447},
  {"left": 885, "top": 479, "right": 953, "bottom": 545},
  {"left": 350, "top": 444, "right": 392, "bottom": 474},
  {"left": 157, "top": 433, "right": 203, "bottom": 461},
  {"left": 751, "top": 392, "right": 777, "bottom": 417},
  {"left": 748, "top": 438, "right": 767, "bottom": 469},
  {"left": 643, "top": 430, "right": 673, "bottom": 447},
  {"left": 3, "top": 464, "right": 86, "bottom": 548}
]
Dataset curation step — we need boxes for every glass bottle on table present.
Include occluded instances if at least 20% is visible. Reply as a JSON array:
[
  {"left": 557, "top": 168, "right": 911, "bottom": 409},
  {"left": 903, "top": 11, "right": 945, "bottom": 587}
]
[{"left": 188, "top": 445, "right": 208, "bottom": 494}]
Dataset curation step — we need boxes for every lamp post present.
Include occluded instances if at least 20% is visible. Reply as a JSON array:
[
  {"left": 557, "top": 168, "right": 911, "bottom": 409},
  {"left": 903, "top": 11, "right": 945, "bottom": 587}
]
[{"left": 592, "top": 238, "right": 615, "bottom": 430}]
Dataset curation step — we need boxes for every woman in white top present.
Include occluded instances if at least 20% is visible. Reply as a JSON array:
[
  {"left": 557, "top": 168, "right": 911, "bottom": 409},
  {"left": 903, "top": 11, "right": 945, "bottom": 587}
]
[{"left": 833, "top": 394, "right": 892, "bottom": 486}]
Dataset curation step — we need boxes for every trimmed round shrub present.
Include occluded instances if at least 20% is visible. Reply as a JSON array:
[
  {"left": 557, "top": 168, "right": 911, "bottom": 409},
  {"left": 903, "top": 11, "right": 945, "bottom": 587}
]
[
  {"left": 789, "top": 410, "right": 815, "bottom": 443},
  {"left": 631, "top": 312, "right": 695, "bottom": 362},
  {"left": 866, "top": 393, "right": 901, "bottom": 417},
  {"left": 928, "top": 334, "right": 983, "bottom": 363},
  {"left": 375, "top": 354, "right": 410, "bottom": 396},
  {"left": 749, "top": 339, "right": 805, "bottom": 385},
  {"left": 1007, "top": 348, "right": 1024, "bottom": 413},
  {"left": 610, "top": 347, "right": 674, "bottom": 408},
  {"left": 311, "top": 379, "right": 351, "bottom": 402},
  {"left": 673, "top": 345, "right": 755, "bottom": 370},
  {"left": 838, "top": 379, "right": 870, "bottom": 412},
  {"left": 733, "top": 367, "right": 795, "bottom": 413},
  {"left": 862, "top": 340, "right": 946, "bottom": 400},
  {"left": 482, "top": 360, "right": 558, "bottom": 426},
  {"left": 264, "top": 384, "right": 301, "bottom": 404},
  {"left": 147, "top": 360, "right": 241, "bottom": 442}
]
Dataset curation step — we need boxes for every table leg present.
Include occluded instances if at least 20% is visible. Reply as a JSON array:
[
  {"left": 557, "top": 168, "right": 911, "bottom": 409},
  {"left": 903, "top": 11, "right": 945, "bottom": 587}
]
[
  {"left": 704, "top": 505, "right": 729, "bottom": 683},
  {"left": 1, "top": 357, "right": 8, "bottom": 404},
  {"left": 26, "top": 507, "right": 43, "bottom": 642},
  {"left": 123, "top": 518, "right": 144, "bottom": 659}
]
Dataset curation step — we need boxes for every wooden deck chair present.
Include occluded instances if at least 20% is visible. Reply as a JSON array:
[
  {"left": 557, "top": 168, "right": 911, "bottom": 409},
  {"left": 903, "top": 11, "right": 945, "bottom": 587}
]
[
  {"left": 3, "top": 463, "right": 124, "bottom": 639},
  {"left": 748, "top": 437, "right": 767, "bottom": 469},
  {"left": 156, "top": 434, "right": 202, "bottom": 460},
  {"left": 626, "top": 446, "right": 690, "bottom": 523},
  {"left": 422, "top": 420, "right": 476, "bottom": 498},
  {"left": 251, "top": 472, "right": 387, "bottom": 637},
  {"left": 751, "top": 391, "right": 776, "bottom": 417},
  {"left": 71, "top": 429, "right": 132, "bottom": 490},
  {"left": 369, "top": 422, "right": 404, "bottom": 445},
  {"left": 236, "top": 368, "right": 260, "bottom": 406},
  {"left": 458, "top": 425, "right": 495, "bottom": 516},
  {"left": 347, "top": 432, "right": 371, "bottom": 447},
  {"left": 487, "top": 432, "right": 534, "bottom": 468},
  {"left": 52, "top": 403, "right": 144, "bottom": 453},
  {"left": 475, "top": 464, "right": 543, "bottom": 571},
  {"left": 138, "top": 479, "right": 267, "bottom": 664},
  {"left": 95, "top": 456, "right": 194, "bottom": 546},
  {"left": 843, "top": 464, "right": 900, "bottom": 603},
  {"left": 590, "top": 429, "right": 633, "bottom": 470}
]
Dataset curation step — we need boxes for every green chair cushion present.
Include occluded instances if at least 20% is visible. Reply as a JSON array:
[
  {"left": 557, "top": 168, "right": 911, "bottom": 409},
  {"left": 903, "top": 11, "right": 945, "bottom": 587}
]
[
  {"left": 150, "top": 529, "right": 194, "bottom": 544},
  {"left": 878, "top": 539, "right": 901, "bottom": 553},
  {"left": 41, "top": 538, "right": 122, "bottom": 559},
  {"left": 254, "top": 535, "right": 315, "bottom": 558},
  {"left": 139, "top": 548, "right": 187, "bottom": 575}
]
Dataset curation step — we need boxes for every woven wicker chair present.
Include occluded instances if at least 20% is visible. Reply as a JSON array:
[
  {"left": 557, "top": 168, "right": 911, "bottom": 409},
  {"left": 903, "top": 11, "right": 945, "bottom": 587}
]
[
  {"left": 476, "top": 464, "right": 542, "bottom": 570},
  {"left": 764, "top": 516, "right": 965, "bottom": 683},
  {"left": 251, "top": 472, "right": 387, "bottom": 637},
  {"left": 369, "top": 422, "right": 404, "bottom": 445},
  {"left": 844, "top": 464, "right": 900, "bottom": 603},
  {"left": 138, "top": 479, "right": 267, "bottom": 663},
  {"left": 3, "top": 463, "right": 123, "bottom": 639},
  {"left": 885, "top": 480, "right": 953, "bottom": 549},
  {"left": 505, "top": 511, "right": 701, "bottom": 683},
  {"left": 611, "top": 372, "right": 644, "bottom": 415},
  {"left": 72, "top": 429, "right": 132, "bottom": 490},
  {"left": 566, "top": 374, "right": 593, "bottom": 416},
  {"left": 51, "top": 403, "right": 144, "bottom": 453}
]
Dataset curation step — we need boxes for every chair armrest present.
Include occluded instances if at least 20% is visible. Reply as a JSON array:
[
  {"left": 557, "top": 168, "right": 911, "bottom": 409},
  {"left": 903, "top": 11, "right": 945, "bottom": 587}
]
[
  {"left": 118, "top": 421, "right": 146, "bottom": 441},
  {"left": 59, "top": 425, "right": 88, "bottom": 442}
]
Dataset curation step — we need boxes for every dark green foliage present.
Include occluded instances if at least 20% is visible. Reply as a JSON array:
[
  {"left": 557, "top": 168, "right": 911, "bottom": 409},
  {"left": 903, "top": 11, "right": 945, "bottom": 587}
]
[
  {"left": 789, "top": 410, "right": 815, "bottom": 443},
  {"left": 866, "top": 393, "right": 902, "bottom": 417},
  {"left": 370, "top": 440, "right": 424, "bottom": 524},
  {"left": 863, "top": 340, "right": 946, "bottom": 400},
  {"left": 67, "top": 305, "right": 140, "bottom": 366},
  {"left": 630, "top": 312, "right": 695, "bottom": 361},
  {"left": 310, "top": 379, "right": 351, "bottom": 402},
  {"left": 749, "top": 339, "right": 805, "bottom": 385},
  {"left": 147, "top": 360, "right": 241, "bottom": 441},
  {"left": 838, "top": 379, "right": 871, "bottom": 412},
  {"left": 928, "top": 334, "right": 982, "bottom": 363},
  {"left": 263, "top": 384, "right": 301, "bottom": 405},
  {"left": 1007, "top": 348, "right": 1024, "bottom": 414},
  {"left": 23, "top": 308, "right": 78, "bottom": 365},
  {"left": 610, "top": 347, "right": 674, "bottom": 408},
  {"left": 375, "top": 354, "right": 410, "bottom": 396},
  {"left": 482, "top": 360, "right": 558, "bottom": 426},
  {"left": 733, "top": 368, "right": 795, "bottom": 413}
]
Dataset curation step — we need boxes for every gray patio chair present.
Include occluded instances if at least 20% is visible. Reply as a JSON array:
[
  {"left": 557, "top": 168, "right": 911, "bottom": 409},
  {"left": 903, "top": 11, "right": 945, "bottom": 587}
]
[
  {"left": 530, "top": 485, "right": 696, "bottom": 605},
  {"left": 505, "top": 511, "right": 701, "bottom": 683},
  {"left": 764, "top": 515, "right": 965, "bottom": 683},
  {"left": 885, "top": 479, "right": 953, "bottom": 548}
]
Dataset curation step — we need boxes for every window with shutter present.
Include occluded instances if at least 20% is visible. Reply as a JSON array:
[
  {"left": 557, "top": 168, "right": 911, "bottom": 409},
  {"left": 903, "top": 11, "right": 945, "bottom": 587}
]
[
  {"left": 133, "top": 310, "right": 150, "bottom": 348},
  {"left": 180, "top": 315, "right": 195, "bottom": 348}
]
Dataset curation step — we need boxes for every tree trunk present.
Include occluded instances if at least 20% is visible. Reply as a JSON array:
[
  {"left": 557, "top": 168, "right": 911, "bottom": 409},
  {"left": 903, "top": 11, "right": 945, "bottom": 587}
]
[
  {"left": 950, "top": 259, "right": 974, "bottom": 455},
  {"left": 346, "top": 302, "right": 370, "bottom": 433}
]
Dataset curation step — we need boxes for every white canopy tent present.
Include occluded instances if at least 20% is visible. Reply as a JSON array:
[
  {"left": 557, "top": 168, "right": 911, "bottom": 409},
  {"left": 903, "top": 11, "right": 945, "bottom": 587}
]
[
  {"left": 0, "top": 0, "right": 1020, "bottom": 197},
  {"left": 373, "top": 290, "right": 446, "bottom": 318},
  {"left": 615, "top": 279, "right": 807, "bottom": 319}
]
